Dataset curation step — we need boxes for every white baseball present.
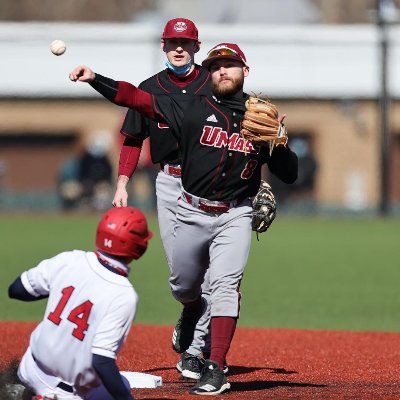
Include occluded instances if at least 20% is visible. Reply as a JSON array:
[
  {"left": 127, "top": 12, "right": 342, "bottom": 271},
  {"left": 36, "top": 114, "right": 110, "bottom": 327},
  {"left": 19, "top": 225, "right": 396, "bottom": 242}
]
[{"left": 50, "top": 39, "right": 66, "bottom": 56}]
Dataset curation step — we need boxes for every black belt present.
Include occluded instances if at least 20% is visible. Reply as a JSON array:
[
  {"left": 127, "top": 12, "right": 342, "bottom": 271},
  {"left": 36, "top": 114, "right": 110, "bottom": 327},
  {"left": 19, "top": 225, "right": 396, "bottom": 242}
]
[{"left": 57, "top": 381, "right": 74, "bottom": 393}]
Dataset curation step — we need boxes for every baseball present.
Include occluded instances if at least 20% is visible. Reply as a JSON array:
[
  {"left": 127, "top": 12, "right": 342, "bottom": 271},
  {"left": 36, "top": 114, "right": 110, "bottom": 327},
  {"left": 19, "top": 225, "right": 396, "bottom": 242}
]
[{"left": 50, "top": 39, "right": 66, "bottom": 56}]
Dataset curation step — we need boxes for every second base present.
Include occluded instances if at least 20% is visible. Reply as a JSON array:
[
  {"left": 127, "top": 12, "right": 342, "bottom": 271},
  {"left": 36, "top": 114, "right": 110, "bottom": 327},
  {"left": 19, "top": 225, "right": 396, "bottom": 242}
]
[{"left": 120, "top": 371, "right": 163, "bottom": 388}]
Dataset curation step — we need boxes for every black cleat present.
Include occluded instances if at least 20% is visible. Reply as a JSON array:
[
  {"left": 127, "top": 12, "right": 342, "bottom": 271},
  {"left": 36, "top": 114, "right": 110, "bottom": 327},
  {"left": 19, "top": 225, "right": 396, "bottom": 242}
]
[
  {"left": 189, "top": 360, "right": 230, "bottom": 395},
  {"left": 176, "top": 352, "right": 205, "bottom": 380},
  {"left": 172, "top": 299, "right": 206, "bottom": 353},
  {"left": 202, "top": 352, "right": 228, "bottom": 374}
]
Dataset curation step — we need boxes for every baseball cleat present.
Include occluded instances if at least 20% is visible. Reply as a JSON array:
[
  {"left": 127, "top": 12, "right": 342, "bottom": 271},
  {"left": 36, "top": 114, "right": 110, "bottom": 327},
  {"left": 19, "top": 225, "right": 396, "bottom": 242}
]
[
  {"left": 172, "top": 298, "right": 206, "bottom": 353},
  {"left": 176, "top": 352, "right": 205, "bottom": 380},
  {"left": 189, "top": 360, "right": 230, "bottom": 395},
  {"left": 202, "top": 352, "right": 228, "bottom": 374}
]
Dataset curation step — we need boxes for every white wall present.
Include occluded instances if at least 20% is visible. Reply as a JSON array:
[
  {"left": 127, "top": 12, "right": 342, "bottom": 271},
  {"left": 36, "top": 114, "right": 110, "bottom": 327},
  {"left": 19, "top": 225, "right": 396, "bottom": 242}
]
[{"left": 0, "top": 22, "right": 399, "bottom": 99}]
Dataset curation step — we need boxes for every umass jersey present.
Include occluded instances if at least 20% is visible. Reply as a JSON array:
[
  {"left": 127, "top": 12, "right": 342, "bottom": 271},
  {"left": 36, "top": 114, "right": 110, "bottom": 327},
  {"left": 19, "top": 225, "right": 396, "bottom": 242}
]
[
  {"left": 154, "top": 93, "right": 298, "bottom": 201},
  {"left": 89, "top": 75, "right": 298, "bottom": 202},
  {"left": 120, "top": 65, "right": 211, "bottom": 165}
]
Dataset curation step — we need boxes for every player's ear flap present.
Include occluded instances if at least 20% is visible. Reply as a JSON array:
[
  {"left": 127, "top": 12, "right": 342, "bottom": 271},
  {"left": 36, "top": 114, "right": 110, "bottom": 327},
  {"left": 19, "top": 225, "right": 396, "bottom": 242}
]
[{"left": 195, "top": 41, "right": 201, "bottom": 53}]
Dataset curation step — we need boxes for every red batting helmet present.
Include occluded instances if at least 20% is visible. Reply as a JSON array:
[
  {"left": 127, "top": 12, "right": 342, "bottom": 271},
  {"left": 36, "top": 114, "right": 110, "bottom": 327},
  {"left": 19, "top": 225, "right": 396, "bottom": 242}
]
[
  {"left": 161, "top": 18, "right": 198, "bottom": 41},
  {"left": 96, "top": 207, "right": 152, "bottom": 260}
]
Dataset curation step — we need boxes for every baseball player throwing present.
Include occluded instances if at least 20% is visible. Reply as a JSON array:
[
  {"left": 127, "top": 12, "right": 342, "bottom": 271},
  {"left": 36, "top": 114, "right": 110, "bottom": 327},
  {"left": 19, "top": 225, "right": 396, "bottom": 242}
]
[
  {"left": 69, "top": 42, "right": 298, "bottom": 395},
  {"left": 114, "top": 18, "right": 214, "bottom": 379},
  {"left": 8, "top": 207, "right": 152, "bottom": 399}
]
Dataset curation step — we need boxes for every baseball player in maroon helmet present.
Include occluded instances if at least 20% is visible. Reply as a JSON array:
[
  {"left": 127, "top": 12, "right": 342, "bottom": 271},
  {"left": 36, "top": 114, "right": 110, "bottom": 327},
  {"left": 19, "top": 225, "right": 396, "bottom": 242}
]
[
  {"left": 114, "top": 18, "right": 214, "bottom": 380},
  {"left": 70, "top": 42, "right": 298, "bottom": 395},
  {"left": 9, "top": 207, "right": 152, "bottom": 399}
]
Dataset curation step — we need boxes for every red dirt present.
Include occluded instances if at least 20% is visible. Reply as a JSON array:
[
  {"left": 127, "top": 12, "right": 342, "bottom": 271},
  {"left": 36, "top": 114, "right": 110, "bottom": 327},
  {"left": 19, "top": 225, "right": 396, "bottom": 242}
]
[{"left": 1, "top": 322, "right": 399, "bottom": 400}]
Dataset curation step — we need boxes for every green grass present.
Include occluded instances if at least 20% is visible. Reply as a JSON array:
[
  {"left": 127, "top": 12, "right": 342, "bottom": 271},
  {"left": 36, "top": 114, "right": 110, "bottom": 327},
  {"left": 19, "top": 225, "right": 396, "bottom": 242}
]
[
  {"left": 1, "top": 214, "right": 399, "bottom": 332},
  {"left": 242, "top": 217, "right": 400, "bottom": 331}
]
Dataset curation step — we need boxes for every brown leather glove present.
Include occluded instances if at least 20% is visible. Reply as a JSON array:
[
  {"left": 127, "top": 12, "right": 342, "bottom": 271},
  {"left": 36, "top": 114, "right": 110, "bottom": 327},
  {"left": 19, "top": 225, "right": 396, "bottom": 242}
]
[{"left": 241, "top": 96, "right": 288, "bottom": 153}]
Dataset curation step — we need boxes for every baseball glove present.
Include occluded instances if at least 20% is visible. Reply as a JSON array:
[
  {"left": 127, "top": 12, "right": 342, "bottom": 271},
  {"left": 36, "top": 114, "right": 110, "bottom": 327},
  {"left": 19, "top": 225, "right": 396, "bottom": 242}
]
[
  {"left": 252, "top": 180, "right": 276, "bottom": 238},
  {"left": 241, "top": 96, "right": 288, "bottom": 154}
]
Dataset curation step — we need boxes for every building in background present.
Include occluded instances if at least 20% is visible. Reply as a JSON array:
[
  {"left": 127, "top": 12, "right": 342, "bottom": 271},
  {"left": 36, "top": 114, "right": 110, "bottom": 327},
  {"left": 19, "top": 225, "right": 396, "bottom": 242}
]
[
  {"left": 2, "top": 0, "right": 398, "bottom": 24},
  {"left": 0, "top": 0, "right": 400, "bottom": 213}
]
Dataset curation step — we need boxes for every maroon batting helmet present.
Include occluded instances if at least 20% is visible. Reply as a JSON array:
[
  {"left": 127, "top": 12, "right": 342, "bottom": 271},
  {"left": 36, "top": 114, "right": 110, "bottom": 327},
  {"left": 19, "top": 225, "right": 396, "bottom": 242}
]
[{"left": 96, "top": 207, "right": 152, "bottom": 259}]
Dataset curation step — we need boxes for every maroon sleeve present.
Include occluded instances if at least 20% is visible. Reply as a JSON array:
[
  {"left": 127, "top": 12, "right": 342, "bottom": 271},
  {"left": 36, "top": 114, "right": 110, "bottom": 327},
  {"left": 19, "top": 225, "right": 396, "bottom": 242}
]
[
  {"left": 118, "top": 136, "right": 143, "bottom": 178},
  {"left": 115, "top": 82, "right": 163, "bottom": 121},
  {"left": 90, "top": 74, "right": 165, "bottom": 122}
]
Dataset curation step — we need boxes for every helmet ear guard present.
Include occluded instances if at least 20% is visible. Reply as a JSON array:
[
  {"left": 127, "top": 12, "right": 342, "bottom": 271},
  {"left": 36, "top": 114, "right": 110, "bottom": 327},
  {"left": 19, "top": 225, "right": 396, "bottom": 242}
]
[{"left": 96, "top": 207, "right": 152, "bottom": 259}]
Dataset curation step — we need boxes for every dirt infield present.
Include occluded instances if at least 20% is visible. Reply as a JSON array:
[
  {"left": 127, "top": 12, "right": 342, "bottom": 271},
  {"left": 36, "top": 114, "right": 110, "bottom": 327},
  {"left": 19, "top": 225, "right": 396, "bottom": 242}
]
[{"left": 1, "top": 322, "right": 399, "bottom": 399}]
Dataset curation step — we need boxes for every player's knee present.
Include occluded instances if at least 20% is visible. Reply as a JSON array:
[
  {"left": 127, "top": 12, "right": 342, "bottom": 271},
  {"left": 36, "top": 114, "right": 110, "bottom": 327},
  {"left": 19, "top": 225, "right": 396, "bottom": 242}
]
[{"left": 170, "top": 285, "right": 200, "bottom": 303}]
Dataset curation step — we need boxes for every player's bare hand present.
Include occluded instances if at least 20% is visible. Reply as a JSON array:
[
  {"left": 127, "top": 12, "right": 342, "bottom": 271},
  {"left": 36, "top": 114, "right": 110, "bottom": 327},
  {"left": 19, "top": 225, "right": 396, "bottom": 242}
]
[
  {"left": 69, "top": 65, "right": 95, "bottom": 82},
  {"left": 112, "top": 176, "right": 130, "bottom": 207},
  {"left": 112, "top": 188, "right": 128, "bottom": 207}
]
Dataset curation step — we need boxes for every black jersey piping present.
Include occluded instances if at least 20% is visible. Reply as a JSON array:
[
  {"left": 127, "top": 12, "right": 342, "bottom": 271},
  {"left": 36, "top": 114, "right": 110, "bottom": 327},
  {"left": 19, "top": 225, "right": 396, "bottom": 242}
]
[
  {"left": 156, "top": 73, "right": 171, "bottom": 93},
  {"left": 194, "top": 72, "right": 211, "bottom": 94}
]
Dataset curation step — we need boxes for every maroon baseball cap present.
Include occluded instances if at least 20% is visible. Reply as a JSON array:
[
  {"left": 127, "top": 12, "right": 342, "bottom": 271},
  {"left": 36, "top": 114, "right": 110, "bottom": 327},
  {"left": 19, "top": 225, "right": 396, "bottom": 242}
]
[
  {"left": 161, "top": 18, "right": 199, "bottom": 41},
  {"left": 202, "top": 43, "right": 249, "bottom": 69}
]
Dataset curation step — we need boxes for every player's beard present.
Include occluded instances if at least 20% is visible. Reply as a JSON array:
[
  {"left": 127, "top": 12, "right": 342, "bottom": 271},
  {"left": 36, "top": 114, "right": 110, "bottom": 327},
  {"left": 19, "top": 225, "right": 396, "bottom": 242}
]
[{"left": 213, "top": 73, "right": 244, "bottom": 98}]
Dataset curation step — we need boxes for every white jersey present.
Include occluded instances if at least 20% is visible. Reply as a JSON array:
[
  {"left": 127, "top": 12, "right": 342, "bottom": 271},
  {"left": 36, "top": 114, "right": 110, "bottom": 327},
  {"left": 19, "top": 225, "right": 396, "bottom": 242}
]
[{"left": 20, "top": 250, "right": 138, "bottom": 389}]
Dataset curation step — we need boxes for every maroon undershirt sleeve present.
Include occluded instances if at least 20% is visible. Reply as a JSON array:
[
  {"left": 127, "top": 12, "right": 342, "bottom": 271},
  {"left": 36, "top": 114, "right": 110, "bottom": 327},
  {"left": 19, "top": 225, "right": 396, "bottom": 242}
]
[
  {"left": 90, "top": 74, "right": 165, "bottom": 121},
  {"left": 116, "top": 82, "right": 163, "bottom": 121},
  {"left": 118, "top": 136, "right": 143, "bottom": 178}
]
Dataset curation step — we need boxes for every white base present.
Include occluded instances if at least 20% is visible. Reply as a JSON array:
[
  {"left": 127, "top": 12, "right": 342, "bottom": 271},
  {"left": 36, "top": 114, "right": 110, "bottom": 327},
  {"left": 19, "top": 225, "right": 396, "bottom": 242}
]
[{"left": 120, "top": 371, "right": 162, "bottom": 388}]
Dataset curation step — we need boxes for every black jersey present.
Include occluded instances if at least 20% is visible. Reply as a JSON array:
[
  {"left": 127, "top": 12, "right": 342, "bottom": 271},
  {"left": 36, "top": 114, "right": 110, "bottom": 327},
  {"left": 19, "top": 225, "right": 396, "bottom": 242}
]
[
  {"left": 155, "top": 94, "right": 298, "bottom": 202},
  {"left": 120, "top": 65, "right": 211, "bottom": 165},
  {"left": 90, "top": 74, "right": 298, "bottom": 202}
]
